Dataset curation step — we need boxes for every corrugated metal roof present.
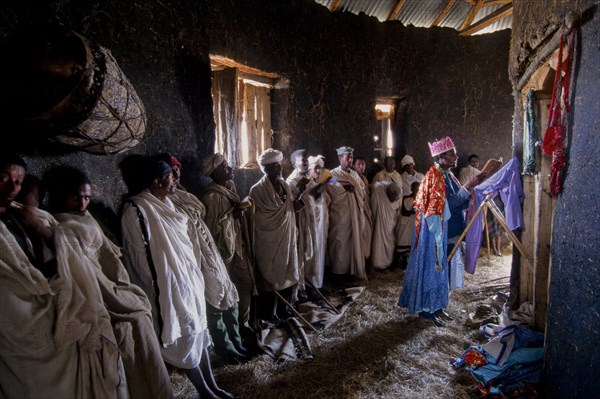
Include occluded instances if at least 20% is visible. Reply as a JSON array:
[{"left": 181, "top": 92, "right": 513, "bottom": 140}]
[{"left": 313, "top": 0, "right": 512, "bottom": 35}]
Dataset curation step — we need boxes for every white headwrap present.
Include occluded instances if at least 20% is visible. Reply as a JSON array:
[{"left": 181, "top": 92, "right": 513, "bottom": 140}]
[
  {"left": 202, "top": 153, "right": 226, "bottom": 176},
  {"left": 308, "top": 155, "right": 325, "bottom": 170},
  {"left": 401, "top": 155, "right": 415, "bottom": 167},
  {"left": 259, "top": 148, "right": 283, "bottom": 165}
]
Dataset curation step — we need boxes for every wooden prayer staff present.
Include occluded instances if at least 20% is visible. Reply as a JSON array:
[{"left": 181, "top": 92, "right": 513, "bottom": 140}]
[{"left": 305, "top": 280, "right": 341, "bottom": 315}]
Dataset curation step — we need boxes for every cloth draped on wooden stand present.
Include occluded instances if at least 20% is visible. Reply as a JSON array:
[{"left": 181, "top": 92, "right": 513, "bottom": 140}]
[{"left": 464, "top": 157, "right": 525, "bottom": 274}]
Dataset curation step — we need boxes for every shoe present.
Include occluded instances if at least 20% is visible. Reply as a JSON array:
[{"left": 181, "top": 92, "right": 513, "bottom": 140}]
[
  {"left": 435, "top": 309, "right": 454, "bottom": 321},
  {"left": 419, "top": 312, "right": 445, "bottom": 327}
]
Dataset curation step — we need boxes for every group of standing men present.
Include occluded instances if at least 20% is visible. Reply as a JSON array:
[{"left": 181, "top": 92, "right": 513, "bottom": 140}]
[
  {"left": 0, "top": 135, "right": 485, "bottom": 397},
  {"left": 247, "top": 145, "right": 430, "bottom": 324}
]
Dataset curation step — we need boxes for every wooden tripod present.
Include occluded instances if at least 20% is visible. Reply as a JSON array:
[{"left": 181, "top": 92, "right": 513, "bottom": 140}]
[{"left": 447, "top": 193, "right": 533, "bottom": 269}]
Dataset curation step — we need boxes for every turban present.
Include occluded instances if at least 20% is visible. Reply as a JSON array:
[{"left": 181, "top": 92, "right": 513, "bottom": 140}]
[
  {"left": 308, "top": 155, "right": 325, "bottom": 170},
  {"left": 336, "top": 146, "right": 354, "bottom": 156},
  {"left": 259, "top": 148, "right": 283, "bottom": 165},
  {"left": 150, "top": 160, "right": 172, "bottom": 180},
  {"left": 157, "top": 152, "right": 182, "bottom": 170},
  {"left": 290, "top": 149, "right": 307, "bottom": 164},
  {"left": 401, "top": 155, "right": 415, "bottom": 167},
  {"left": 428, "top": 136, "right": 455, "bottom": 157},
  {"left": 202, "top": 153, "right": 225, "bottom": 176}
]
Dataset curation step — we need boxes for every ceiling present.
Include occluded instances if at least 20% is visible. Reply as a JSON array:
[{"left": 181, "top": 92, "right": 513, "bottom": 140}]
[{"left": 313, "top": 0, "right": 513, "bottom": 36}]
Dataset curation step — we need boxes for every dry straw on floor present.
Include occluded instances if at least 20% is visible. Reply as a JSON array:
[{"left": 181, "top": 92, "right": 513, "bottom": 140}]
[{"left": 172, "top": 246, "right": 513, "bottom": 399}]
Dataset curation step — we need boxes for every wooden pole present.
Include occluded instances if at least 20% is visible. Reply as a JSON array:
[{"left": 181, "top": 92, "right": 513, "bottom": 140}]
[
  {"left": 305, "top": 280, "right": 341, "bottom": 315},
  {"left": 487, "top": 200, "right": 534, "bottom": 268},
  {"left": 448, "top": 193, "right": 494, "bottom": 261},
  {"left": 271, "top": 289, "right": 319, "bottom": 333},
  {"left": 484, "top": 207, "right": 491, "bottom": 259}
]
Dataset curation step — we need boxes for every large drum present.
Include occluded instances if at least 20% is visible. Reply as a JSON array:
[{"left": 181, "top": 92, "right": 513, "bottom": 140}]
[{"left": 1, "top": 25, "right": 146, "bottom": 155}]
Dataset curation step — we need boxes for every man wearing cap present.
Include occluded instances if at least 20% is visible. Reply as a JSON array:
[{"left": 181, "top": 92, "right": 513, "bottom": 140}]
[
  {"left": 397, "top": 137, "right": 484, "bottom": 326},
  {"left": 399, "top": 154, "right": 425, "bottom": 196},
  {"left": 326, "top": 146, "right": 369, "bottom": 284},
  {"left": 396, "top": 154, "right": 425, "bottom": 266},
  {"left": 121, "top": 156, "right": 234, "bottom": 398},
  {"left": 370, "top": 181, "right": 403, "bottom": 270},
  {"left": 200, "top": 154, "right": 256, "bottom": 337},
  {"left": 249, "top": 148, "right": 300, "bottom": 322}
]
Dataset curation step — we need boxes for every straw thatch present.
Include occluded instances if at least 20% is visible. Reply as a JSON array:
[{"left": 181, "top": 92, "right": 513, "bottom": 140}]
[{"left": 172, "top": 246, "right": 512, "bottom": 398}]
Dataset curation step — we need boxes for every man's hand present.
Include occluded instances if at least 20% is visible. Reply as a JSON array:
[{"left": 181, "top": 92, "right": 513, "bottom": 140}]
[
  {"left": 341, "top": 182, "right": 355, "bottom": 193},
  {"left": 464, "top": 172, "right": 487, "bottom": 190}
]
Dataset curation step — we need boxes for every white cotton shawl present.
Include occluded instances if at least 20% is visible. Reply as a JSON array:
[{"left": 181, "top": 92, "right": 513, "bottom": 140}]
[
  {"left": 370, "top": 182, "right": 403, "bottom": 269},
  {"left": 326, "top": 167, "right": 368, "bottom": 279},
  {"left": 170, "top": 188, "right": 239, "bottom": 311},
  {"left": 0, "top": 210, "right": 124, "bottom": 398},
  {"left": 303, "top": 180, "right": 329, "bottom": 288},
  {"left": 249, "top": 175, "right": 299, "bottom": 291},
  {"left": 287, "top": 170, "right": 313, "bottom": 288},
  {"left": 55, "top": 211, "right": 174, "bottom": 399},
  {"left": 121, "top": 190, "right": 208, "bottom": 368}
]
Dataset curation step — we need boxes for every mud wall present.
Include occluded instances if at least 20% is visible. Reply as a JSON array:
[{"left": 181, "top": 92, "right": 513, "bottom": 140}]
[
  {"left": 1, "top": 0, "right": 512, "bottom": 204},
  {"left": 511, "top": 0, "right": 600, "bottom": 396}
]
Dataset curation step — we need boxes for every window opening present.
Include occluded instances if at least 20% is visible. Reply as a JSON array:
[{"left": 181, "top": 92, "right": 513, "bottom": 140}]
[
  {"left": 374, "top": 103, "right": 395, "bottom": 163},
  {"left": 210, "top": 55, "right": 277, "bottom": 169}
]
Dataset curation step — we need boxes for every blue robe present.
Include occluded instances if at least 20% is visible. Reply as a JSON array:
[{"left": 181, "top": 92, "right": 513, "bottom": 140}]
[{"left": 397, "top": 212, "right": 450, "bottom": 314}]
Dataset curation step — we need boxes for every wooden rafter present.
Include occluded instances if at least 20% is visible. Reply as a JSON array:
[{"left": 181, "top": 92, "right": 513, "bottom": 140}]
[
  {"left": 482, "top": 0, "right": 511, "bottom": 5},
  {"left": 431, "top": 0, "right": 456, "bottom": 27},
  {"left": 210, "top": 55, "right": 278, "bottom": 79},
  {"left": 387, "top": 0, "right": 407, "bottom": 21},
  {"left": 459, "top": 2, "right": 513, "bottom": 36},
  {"left": 330, "top": 0, "right": 341, "bottom": 12},
  {"left": 460, "top": 0, "right": 485, "bottom": 31}
]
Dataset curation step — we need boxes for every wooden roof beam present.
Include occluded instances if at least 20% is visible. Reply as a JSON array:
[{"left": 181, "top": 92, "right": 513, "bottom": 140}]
[
  {"left": 464, "top": 0, "right": 511, "bottom": 5},
  {"left": 330, "top": 0, "right": 342, "bottom": 12},
  {"left": 460, "top": 0, "right": 485, "bottom": 31},
  {"left": 387, "top": 0, "right": 408, "bottom": 21},
  {"left": 482, "top": 0, "right": 511, "bottom": 6},
  {"left": 459, "top": 2, "right": 513, "bottom": 35},
  {"left": 431, "top": 0, "right": 456, "bottom": 27}
]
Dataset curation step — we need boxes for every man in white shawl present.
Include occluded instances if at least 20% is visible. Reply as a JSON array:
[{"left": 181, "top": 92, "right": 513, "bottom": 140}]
[
  {"left": 397, "top": 154, "right": 425, "bottom": 264},
  {"left": 249, "top": 148, "right": 300, "bottom": 323},
  {"left": 200, "top": 153, "right": 256, "bottom": 338},
  {"left": 0, "top": 153, "right": 125, "bottom": 399},
  {"left": 158, "top": 153, "right": 247, "bottom": 365},
  {"left": 121, "top": 157, "right": 234, "bottom": 399},
  {"left": 372, "top": 156, "right": 403, "bottom": 186},
  {"left": 286, "top": 149, "right": 311, "bottom": 300},
  {"left": 399, "top": 154, "right": 425, "bottom": 195},
  {"left": 370, "top": 181, "right": 403, "bottom": 269},
  {"left": 303, "top": 155, "right": 330, "bottom": 294},
  {"left": 45, "top": 165, "right": 174, "bottom": 399},
  {"left": 326, "top": 146, "right": 369, "bottom": 284}
]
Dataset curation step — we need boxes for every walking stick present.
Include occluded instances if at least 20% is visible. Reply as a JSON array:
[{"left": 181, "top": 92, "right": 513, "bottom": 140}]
[
  {"left": 255, "top": 271, "right": 319, "bottom": 333},
  {"left": 305, "top": 280, "right": 341, "bottom": 315}
]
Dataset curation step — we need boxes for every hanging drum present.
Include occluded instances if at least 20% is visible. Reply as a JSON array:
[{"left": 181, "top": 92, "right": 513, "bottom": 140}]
[{"left": 1, "top": 25, "right": 146, "bottom": 155}]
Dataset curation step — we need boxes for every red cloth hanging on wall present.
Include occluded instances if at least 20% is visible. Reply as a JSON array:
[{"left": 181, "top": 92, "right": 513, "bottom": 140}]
[{"left": 541, "top": 29, "right": 576, "bottom": 197}]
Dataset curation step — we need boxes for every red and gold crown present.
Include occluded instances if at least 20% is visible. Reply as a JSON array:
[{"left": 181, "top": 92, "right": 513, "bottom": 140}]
[{"left": 428, "top": 136, "right": 455, "bottom": 157}]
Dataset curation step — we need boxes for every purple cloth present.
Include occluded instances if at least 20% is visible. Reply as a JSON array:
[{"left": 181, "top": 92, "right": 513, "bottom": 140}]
[{"left": 464, "top": 157, "right": 524, "bottom": 274}]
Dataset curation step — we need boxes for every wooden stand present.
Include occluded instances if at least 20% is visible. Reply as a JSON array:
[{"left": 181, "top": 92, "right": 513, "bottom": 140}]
[{"left": 448, "top": 193, "right": 533, "bottom": 269}]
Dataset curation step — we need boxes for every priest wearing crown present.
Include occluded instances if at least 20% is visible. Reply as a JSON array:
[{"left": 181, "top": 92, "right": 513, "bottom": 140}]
[{"left": 397, "top": 136, "right": 485, "bottom": 326}]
